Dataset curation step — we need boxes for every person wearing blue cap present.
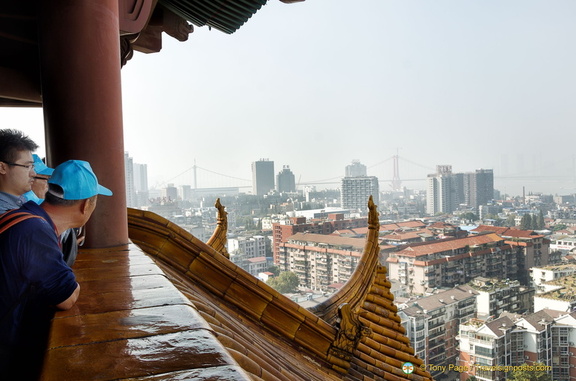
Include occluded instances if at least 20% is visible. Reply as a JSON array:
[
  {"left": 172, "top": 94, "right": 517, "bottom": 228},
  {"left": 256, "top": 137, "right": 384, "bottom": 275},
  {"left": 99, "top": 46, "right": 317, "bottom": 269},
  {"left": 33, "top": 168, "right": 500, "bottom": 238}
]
[
  {"left": 22, "top": 155, "right": 86, "bottom": 266},
  {"left": 0, "top": 129, "right": 39, "bottom": 213},
  {"left": 0, "top": 159, "right": 112, "bottom": 378},
  {"left": 22, "top": 154, "right": 55, "bottom": 205}
]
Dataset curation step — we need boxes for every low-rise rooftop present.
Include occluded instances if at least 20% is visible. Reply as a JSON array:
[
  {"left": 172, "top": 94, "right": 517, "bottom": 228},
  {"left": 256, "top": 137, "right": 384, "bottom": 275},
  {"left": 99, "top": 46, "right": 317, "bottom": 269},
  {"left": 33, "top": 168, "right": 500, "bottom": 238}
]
[{"left": 539, "top": 275, "right": 576, "bottom": 301}]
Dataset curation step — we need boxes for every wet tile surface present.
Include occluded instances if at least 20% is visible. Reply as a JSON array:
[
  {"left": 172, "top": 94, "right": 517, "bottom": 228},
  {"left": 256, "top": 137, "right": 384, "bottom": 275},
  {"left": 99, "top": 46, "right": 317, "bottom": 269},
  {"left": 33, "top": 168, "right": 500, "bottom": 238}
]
[
  {"left": 50, "top": 304, "right": 210, "bottom": 347},
  {"left": 44, "top": 331, "right": 237, "bottom": 380},
  {"left": 41, "top": 246, "right": 251, "bottom": 381}
]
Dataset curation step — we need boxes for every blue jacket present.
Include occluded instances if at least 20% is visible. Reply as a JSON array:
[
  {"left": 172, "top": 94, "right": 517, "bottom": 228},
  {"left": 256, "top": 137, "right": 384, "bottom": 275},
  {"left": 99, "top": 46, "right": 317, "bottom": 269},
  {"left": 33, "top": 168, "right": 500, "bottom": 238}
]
[{"left": 0, "top": 201, "right": 77, "bottom": 348}]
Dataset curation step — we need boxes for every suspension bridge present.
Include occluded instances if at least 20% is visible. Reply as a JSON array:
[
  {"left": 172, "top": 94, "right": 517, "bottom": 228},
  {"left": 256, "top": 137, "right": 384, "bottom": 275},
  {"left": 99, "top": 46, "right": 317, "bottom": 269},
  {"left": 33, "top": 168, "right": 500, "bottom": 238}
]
[
  {"left": 152, "top": 155, "right": 576, "bottom": 196},
  {"left": 152, "top": 156, "right": 437, "bottom": 191}
]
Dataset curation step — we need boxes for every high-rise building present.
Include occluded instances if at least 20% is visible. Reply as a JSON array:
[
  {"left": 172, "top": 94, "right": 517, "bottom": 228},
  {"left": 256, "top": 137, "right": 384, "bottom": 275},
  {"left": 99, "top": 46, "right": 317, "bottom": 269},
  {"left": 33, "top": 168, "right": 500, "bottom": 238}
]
[
  {"left": 341, "top": 161, "right": 378, "bottom": 212},
  {"left": 469, "top": 168, "right": 494, "bottom": 209},
  {"left": 179, "top": 185, "right": 192, "bottom": 201},
  {"left": 341, "top": 176, "right": 379, "bottom": 212},
  {"left": 125, "top": 152, "right": 149, "bottom": 208},
  {"left": 133, "top": 162, "right": 149, "bottom": 207},
  {"left": 133, "top": 163, "right": 148, "bottom": 193},
  {"left": 252, "top": 159, "right": 274, "bottom": 196},
  {"left": 345, "top": 160, "right": 367, "bottom": 177},
  {"left": 426, "top": 165, "right": 458, "bottom": 215},
  {"left": 163, "top": 183, "right": 178, "bottom": 201},
  {"left": 276, "top": 165, "right": 296, "bottom": 193},
  {"left": 124, "top": 153, "right": 136, "bottom": 208},
  {"left": 426, "top": 165, "right": 494, "bottom": 215}
]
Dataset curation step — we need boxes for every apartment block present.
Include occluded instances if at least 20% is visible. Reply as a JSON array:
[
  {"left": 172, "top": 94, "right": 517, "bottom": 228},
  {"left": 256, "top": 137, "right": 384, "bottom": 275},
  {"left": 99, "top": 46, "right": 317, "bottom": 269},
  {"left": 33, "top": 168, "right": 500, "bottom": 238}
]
[
  {"left": 534, "top": 275, "right": 576, "bottom": 312},
  {"left": 531, "top": 265, "right": 576, "bottom": 290},
  {"left": 277, "top": 233, "right": 367, "bottom": 291},
  {"left": 398, "top": 286, "right": 477, "bottom": 379},
  {"left": 228, "top": 235, "right": 268, "bottom": 259},
  {"left": 458, "top": 309, "right": 576, "bottom": 381},
  {"left": 387, "top": 234, "right": 517, "bottom": 295},
  {"left": 230, "top": 255, "right": 269, "bottom": 277},
  {"left": 261, "top": 214, "right": 291, "bottom": 231},
  {"left": 340, "top": 176, "right": 379, "bottom": 212},
  {"left": 550, "top": 235, "right": 576, "bottom": 256},
  {"left": 272, "top": 215, "right": 368, "bottom": 264},
  {"left": 467, "top": 277, "right": 534, "bottom": 318},
  {"left": 472, "top": 225, "right": 551, "bottom": 284}
]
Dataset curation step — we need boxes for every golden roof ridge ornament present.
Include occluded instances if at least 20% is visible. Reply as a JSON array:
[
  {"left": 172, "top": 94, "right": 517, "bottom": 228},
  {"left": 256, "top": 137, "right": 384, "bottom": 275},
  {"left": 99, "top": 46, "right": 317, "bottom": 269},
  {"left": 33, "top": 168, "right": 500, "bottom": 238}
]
[
  {"left": 328, "top": 303, "right": 371, "bottom": 372},
  {"left": 207, "top": 198, "right": 230, "bottom": 258}
]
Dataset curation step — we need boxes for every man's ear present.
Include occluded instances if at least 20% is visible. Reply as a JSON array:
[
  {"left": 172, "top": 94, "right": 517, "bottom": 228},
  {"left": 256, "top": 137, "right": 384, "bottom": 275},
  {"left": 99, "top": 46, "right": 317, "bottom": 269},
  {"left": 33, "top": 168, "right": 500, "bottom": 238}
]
[
  {"left": 0, "top": 162, "right": 8, "bottom": 175},
  {"left": 79, "top": 199, "right": 90, "bottom": 215}
]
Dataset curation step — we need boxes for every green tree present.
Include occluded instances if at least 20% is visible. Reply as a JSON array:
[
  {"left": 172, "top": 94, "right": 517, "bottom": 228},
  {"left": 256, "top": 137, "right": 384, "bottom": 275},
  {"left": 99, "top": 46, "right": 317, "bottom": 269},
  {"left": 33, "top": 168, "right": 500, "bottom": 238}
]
[
  {"left": 461, "top": 212, "right": 478, "bottom": 223},
  {"left": 553, "top": 224, "right": 567, "bottom": 232},
  {"left": 267, "top": 264, "right": 280, "bottom": 276},
  {"left": 507, "top": 363, "right": 552, "bottom": 381},
  {"left": 530, "top": 214, "right": 540, "bottom": 230},
  {"left": 537, "top": 210, "right": 545, "bottom": 230},
  {"left": 520, "top": 214, "right": 532, "bottom": 230},
  {"left": 505, "top": 214, "right": 517, "bottom": 227},
  {"left": 267, "top": 271, "right": 299, "bottom": 293}
]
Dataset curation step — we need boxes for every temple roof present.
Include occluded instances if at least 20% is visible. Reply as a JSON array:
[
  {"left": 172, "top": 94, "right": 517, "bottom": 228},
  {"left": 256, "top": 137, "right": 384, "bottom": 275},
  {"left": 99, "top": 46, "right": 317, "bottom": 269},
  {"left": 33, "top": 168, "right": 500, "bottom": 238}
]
[{"left": 123, "top": 198, "right": 432, "bottom": 380}]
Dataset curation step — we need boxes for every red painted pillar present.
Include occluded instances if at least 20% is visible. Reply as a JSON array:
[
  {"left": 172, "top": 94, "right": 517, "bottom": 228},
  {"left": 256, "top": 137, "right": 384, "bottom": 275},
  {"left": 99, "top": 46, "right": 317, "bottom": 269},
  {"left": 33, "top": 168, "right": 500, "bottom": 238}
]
[{"left": 38, "top": 0, "right": 129, "bottom": 248}]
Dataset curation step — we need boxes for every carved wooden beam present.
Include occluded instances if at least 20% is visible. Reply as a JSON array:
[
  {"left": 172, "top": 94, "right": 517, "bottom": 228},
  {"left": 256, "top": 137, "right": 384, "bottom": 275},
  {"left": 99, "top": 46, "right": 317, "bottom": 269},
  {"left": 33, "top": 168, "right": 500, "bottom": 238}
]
[{"left": 119, "top": 0, "right": 157, "bottom": 35}]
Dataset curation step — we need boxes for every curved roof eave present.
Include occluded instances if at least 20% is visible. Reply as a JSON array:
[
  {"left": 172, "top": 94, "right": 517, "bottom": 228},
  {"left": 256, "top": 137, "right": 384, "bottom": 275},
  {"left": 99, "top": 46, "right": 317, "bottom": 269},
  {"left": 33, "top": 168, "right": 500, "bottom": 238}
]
[{"left": 159, "top": 0, "right": 303, "bottom": 35}]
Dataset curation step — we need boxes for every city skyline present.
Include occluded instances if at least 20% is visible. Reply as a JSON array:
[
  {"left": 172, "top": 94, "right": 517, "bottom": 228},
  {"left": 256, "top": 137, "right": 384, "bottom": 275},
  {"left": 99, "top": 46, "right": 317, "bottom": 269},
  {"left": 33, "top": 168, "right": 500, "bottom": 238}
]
[
  {"left": 125, "top": 155, "right": 571, "bottom": 199},
  {"left": 2, "top": 0, "right": 575, "bottom": 197}
]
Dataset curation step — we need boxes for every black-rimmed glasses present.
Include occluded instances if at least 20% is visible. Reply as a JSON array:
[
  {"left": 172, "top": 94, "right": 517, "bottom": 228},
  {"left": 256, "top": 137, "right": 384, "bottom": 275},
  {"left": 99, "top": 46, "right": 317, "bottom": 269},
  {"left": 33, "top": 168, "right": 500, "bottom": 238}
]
[{"left": 2, "top": 161, "right": 35, "bottom": 171}]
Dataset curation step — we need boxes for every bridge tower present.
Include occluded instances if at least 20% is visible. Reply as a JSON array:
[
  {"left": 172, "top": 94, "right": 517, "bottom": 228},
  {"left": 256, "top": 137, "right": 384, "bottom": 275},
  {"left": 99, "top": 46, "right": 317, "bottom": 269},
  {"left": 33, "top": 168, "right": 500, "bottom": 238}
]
[{"left": 392, "top": 154, "right": 402, "bottom": 191}]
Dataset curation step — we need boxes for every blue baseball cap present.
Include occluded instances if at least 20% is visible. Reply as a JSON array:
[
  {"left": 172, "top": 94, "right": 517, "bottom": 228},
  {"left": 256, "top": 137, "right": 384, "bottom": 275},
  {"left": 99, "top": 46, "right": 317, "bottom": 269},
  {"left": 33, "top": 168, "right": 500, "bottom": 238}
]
[
  {"left": 32, "top": 154, "right": 54, "bottom": 176},
  {"left": 48, "top": 160, "right": 113, "bottom": 200}
]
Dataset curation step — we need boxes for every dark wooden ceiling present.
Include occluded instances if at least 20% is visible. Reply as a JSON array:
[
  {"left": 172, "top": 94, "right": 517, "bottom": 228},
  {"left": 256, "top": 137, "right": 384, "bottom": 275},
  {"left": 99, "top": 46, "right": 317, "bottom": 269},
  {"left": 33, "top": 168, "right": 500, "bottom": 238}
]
[{"left": 0, "top": 0, "right": 302, "bottom": 107}]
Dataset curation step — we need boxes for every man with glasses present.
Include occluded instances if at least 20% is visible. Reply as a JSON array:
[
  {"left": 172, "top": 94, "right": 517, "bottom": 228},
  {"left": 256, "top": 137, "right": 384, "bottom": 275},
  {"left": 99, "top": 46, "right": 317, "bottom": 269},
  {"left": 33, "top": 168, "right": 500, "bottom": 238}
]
[{"left": 0, "top": 129, "right": 39, "bottom": 213}]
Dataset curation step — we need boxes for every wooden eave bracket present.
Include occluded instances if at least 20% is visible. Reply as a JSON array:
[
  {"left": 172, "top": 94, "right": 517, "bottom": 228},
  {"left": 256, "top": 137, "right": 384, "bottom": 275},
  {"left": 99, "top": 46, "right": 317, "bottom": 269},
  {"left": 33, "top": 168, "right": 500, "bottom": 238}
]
[{"left": 119, "top": 0, "right": 192, "bottom": 55}]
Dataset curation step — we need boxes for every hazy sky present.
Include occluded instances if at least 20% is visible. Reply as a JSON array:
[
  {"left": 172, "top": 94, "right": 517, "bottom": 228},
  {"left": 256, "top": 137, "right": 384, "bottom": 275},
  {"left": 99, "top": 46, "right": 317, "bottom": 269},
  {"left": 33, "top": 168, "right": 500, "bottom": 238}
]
[{"left": 3, "top": 0, "right": 576, "bottom": 196}]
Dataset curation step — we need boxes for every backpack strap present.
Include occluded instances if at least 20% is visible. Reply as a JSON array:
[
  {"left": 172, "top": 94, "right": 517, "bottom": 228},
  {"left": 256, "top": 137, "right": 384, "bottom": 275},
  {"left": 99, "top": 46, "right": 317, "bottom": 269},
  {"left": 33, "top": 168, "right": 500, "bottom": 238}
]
[{"left": 0, "top": 211, "right": 43, "bottom": 235}]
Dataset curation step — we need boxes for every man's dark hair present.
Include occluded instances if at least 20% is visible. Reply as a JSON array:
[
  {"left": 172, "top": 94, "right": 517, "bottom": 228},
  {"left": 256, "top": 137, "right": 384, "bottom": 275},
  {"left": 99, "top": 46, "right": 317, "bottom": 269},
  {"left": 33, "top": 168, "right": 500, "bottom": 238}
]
[{"left": 0, "top": 129, "right": 39, "bottom": 163}]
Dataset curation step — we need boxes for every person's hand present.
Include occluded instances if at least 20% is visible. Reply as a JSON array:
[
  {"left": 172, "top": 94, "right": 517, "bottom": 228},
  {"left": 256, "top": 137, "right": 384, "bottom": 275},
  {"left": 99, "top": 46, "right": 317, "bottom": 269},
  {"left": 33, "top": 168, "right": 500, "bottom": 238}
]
[{"left": 76, "top": 226, "right": 86, "bottom": 246}]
